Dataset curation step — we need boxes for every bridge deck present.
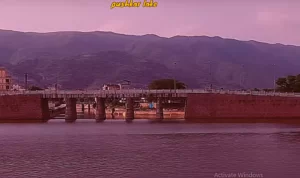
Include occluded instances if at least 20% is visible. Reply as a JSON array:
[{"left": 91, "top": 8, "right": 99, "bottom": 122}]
[{"left": 0, "top": 89, "right": 299, "bottom": 99}]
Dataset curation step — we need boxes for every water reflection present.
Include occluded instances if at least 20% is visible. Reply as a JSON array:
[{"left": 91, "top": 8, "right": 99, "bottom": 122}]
[{"left": 1, "top": 122, "right": 300, "bottom": 178}]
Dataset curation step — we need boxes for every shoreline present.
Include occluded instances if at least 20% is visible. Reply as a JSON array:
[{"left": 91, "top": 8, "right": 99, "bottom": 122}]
[
  {"left": 73, "top": 107, "right": 185, "bottom": 119},
  {"left": 75, "top": 110, "right": 185, "bottom": 119},
  {"left": 4, "top": 107, "right": 300, "bottom": 124}
]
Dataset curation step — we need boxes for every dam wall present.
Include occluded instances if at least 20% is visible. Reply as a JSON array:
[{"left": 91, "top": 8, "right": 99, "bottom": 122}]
[
  {"left": 3, "top": 93, "right": 300, "bottom": 123},
  {"left": 185, "top": 93, "right": 300, "bottom": 123},
  {"left": 0, "top": 95, "right": 49, "bottom": 122}
]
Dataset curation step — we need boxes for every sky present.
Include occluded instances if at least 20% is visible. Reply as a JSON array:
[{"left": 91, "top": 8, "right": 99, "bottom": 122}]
[{"left": 0, "top": 0, "right": 300, "bottom": 45}]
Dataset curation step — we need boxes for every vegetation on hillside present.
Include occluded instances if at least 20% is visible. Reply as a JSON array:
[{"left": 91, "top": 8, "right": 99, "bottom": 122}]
[{"left": 3, "top": 30, "right": 300, "bottom": 89}]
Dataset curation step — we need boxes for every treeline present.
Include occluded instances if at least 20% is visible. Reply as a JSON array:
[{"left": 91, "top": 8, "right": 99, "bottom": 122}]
[
  {"left": 252, "top": 88, "right": 274, "bottom": 92},
  {"left": 251, "top": 75, "right": 300, "bottom": 93},
  {"left": 275, "top": 75, "right": 300, "bottom": 92},
  {"left": 148, "top": 79, "right": 187, "bottom": 89}
]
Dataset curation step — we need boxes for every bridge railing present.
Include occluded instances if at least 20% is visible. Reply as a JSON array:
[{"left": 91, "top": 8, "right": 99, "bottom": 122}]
[{"left": 1, "top": 89, "right": 300, "bottom": 97}]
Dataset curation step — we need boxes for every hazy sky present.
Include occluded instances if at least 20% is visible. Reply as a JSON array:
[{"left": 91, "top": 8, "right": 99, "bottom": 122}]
[{"left": 0, "top": 0, "right": 300, "bottom": 45}]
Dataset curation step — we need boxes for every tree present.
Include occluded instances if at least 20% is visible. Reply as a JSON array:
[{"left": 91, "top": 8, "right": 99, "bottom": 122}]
[
  {"left": 276, "top": 77, "right": 288, "bottom": 92},
  {"left": 252, "top": 88, "right": 260, "bottom": 91},
  {"left": 287, "top": 75, "right": 296, "bottom": 91},
  {"left": 294, "top": 74, "right": 300, "bottom": 92},
  {"left": 148, "top": 79, "right": 187, "bottom": 89},
  {"left": 262, "top": 88, "right": 273, "bottom": 92},
  {"left": 276, "top": 75, "right": 300, "bottom": 92},
  {"left": 28, "top": 86, "right": 44, "bottom": 91}
]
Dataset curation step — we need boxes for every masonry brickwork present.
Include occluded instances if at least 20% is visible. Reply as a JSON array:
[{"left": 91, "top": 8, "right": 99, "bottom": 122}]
[
  {"left": 185, "top": 93, "right": 300, "bottom": 123},
  {"left": 0, "top": 95, "right": 49, "bottom": 122}
]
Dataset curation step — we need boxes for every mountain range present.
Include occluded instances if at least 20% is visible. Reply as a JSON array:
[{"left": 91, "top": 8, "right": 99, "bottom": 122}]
[{"left": 1, "top": 29, "right": 300, "bottom": 90}]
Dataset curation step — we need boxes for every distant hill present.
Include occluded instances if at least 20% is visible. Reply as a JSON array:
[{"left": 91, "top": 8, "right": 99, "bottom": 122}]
[{"left": 1, "top": 29, "right": 300, "bottom": 89}]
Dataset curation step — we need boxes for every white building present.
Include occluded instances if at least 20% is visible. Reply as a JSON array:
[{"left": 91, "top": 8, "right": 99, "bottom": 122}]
[
  {"left": 102, "top": 84, "right": 121, "bottom": 90},
  {"left": 11, "top": 84, "right": 25, "bottom": 91},
  {"left": 102, "top": 80, "right": 131, "bottom": 90}
]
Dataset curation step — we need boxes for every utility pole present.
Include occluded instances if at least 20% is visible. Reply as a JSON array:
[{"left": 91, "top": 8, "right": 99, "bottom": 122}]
[
  {"left": 273, "top": 64, "right": 276, "bottom": 92},
  {"left": 24, "top": 73, "right": 28, "bottom": 90},
  {"left": 240, "top": 65, "right": 244, "bottom": 90},
  {"left": 55, "top": 75, "right": 58, "bottom": 92},
  {"left": 173, "top": 62, "right": 177, "bottom": 92},
  {"left": 209, "top": 60, "right": 212, "bottom": 89}
]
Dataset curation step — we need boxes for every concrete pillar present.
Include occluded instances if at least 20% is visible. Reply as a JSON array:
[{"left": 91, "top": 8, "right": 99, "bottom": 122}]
[
  {"left": 65, "top": 98, "right": 77, "bottom": 123},
  {"left": 88, "top": 100, "right": 91, "bottom": 113},
  {"left": 183, "top": 98, "right": 187, "bottom": 119},
  {"left": 125, "top": 97, "right": 134, "bottom": 121},
  {"left": 81, "top": 103, "right": 84, "bottom": 112},
  {"left": 95, "top": 97, "right": 106, "bottom": 122},
  {"left": 156, "top": 98, "right": 164, "bottom": 120},
  {"left": 111, "top": 107, "right": 115, "bottom": 119},
  {"left": 41, "top": 98, "right": 50, "bottom": 122}
]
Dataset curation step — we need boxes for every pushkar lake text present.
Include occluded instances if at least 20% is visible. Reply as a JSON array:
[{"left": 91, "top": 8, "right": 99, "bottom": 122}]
[{"left": 111, "top": 0, "right": 158, "bottom": 9}]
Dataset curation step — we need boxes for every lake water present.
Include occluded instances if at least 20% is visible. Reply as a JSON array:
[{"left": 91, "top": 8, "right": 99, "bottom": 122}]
[{"left": 1, "top": 120, "right": 300, "bottom": 178}]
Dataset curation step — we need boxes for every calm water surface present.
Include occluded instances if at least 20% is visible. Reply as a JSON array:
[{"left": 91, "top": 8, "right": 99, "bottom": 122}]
[{"left": 1, "top": 119, "right": 300, "bottom": 178}]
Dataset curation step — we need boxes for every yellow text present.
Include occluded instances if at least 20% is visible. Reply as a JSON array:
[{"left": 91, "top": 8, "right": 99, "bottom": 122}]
[
  {"left": 111, "top": 0, "right": 142, "bottom": 9},
  {"left": 110, "top": 0, "right": 158, "bottom": 9},
  {"left": 143, "top": 0, "right": 158, "bottom": 7}
]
